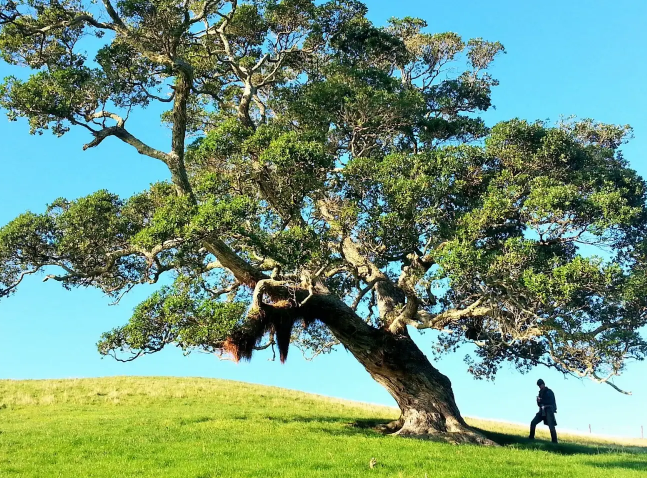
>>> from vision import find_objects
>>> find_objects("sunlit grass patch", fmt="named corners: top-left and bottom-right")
top-left (0, 377), bottom-right (645, 477)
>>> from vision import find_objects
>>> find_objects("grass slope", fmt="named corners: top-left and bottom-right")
top-left (0, 376), bottom-right (645, 477)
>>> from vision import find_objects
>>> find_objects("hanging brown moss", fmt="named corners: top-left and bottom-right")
top-left (266, 300), bottom-right (298, 363)
top-left (223, 300), bottom-right (303, 363)
top-left (223, 308), bottom-right (273, 362)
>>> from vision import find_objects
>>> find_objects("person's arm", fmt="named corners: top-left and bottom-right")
top-left (547, 389), bottom-right (557, 411)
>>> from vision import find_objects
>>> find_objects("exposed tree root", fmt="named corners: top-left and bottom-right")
top-left (394, 426), bottom-right (498, 446)
top-left (374, 416), bottom-right (498, 446)
top-left (374, 417), bottom-right (405, 434)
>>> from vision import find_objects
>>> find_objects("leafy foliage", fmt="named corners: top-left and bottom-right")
top-left (0, 0), bottom-right (645, 394)
top-left (98, 276), bottom-right (247, 360)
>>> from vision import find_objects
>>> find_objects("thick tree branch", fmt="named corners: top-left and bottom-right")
top-left (318, 199), bottom-right (406, 325)
top-left (412, 299), bottom-right (492, 330)
top-left (101, 0), bottom-right (127, 32)
top-left (86, 111), bottom-right (125, 128)
top-left (82, 124), bottom-right (169, 163)
top-left (203, 238), bottom-right (268, 287)
top-left (189, 0), bottom-right (221, 25)
top-left (351, 279), bottom-right (381, 311)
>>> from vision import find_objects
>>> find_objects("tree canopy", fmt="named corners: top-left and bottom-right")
top-left (1, 0), bottom-right (645, 424)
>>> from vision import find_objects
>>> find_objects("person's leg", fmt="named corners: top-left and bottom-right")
top-left (549, 425), bottom-right (558, 443)
top-left (529, 413), bottom-right (543, 439)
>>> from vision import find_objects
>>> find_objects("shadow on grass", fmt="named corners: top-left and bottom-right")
top-left (472, 427), bottom-right (647, 456)
top-left (348, 419), bottom-right (647, 456)
top-left (273, 416), bottom-right (392, 438)
top-left (587, 460), bottom-right (647, 471)
top-left (262, 413), bottom-right (647, 458)
top-left (348, 418), bottom-right (393, 429)
top-left (263, 415), bottom-right (358, 425)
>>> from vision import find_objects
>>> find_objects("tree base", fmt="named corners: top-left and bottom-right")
top-left (395, 426), bottom-right (498, 446)
top-left (376, 416), bottom-right (498, 446)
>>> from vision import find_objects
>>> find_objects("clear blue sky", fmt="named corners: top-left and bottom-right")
top-left (1, 0), bottom-right (646, 438)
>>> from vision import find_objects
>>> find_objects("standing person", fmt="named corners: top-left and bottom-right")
top-left (529, 379), bottom-right (558, 443)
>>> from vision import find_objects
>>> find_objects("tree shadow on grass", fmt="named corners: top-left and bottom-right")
top-left (472, 427), bottom-right (647, 456)
top-left (263, 415), bottom-right (359, 425)
top-left (587, 460), bottom-right (647, 471)
top-left (349, 418), bottom-right (393, 429)
top-left (272, 414), bottom-right (647, 458)
top-left (272, 416), bottom-right (391, 438)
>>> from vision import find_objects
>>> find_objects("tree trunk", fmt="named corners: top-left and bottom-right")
top-left (302, 295), bottom-right (495, 445)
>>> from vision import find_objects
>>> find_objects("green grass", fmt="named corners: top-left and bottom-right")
top-left (0, 377), bottom-right (645, 477)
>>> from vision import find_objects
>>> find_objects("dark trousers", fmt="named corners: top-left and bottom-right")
top-left (529, 412), bottom-right (558, 443)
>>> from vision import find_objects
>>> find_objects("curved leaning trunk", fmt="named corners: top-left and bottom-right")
top-left (301, 296), bottom-right (494, 444)
top-left (333, 326), bottom-right (493, 443)
top-left (357, 333), bottom-right (468, 435)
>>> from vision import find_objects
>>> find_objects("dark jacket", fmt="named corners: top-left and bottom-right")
top-left (537, 387), bottom-right (558, 426)
top-left (537, 387), bottom-right (557, 412)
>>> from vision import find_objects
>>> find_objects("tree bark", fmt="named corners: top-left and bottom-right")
top-left (168, 70), bottom-right (195, 198)
top-left (301, 295), bottom-right (496, 445)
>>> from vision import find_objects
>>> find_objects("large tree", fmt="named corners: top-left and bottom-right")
top-left (1, 0), bottom-right (646, 444)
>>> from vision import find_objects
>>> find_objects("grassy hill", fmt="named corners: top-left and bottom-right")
top-left (0, 377), bottom-right (645, 477)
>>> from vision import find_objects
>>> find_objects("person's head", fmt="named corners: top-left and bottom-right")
top-left (537, 379), bottom-right (545, 390)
